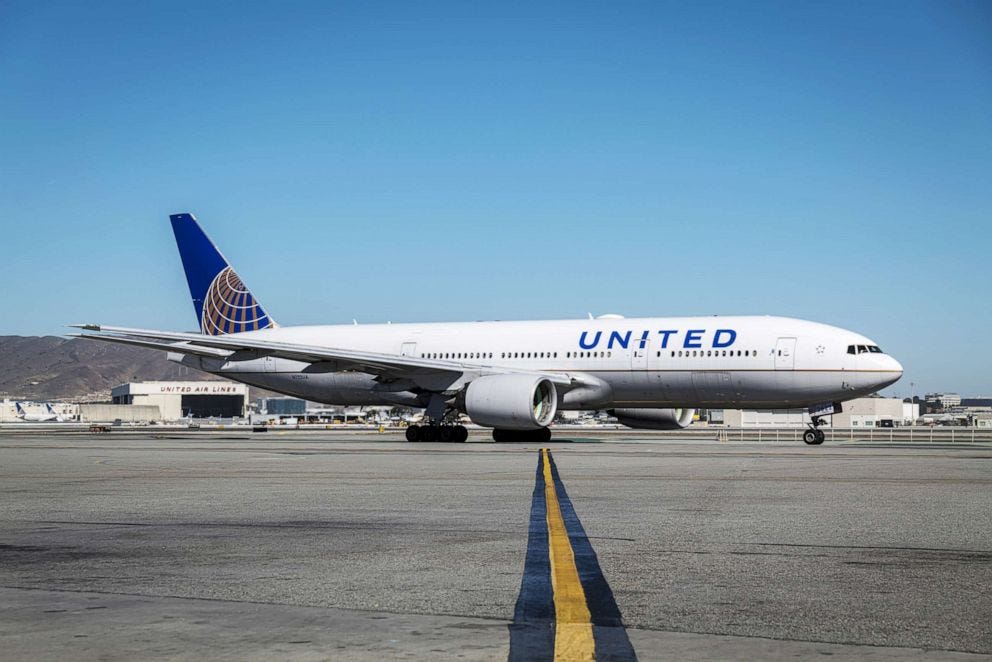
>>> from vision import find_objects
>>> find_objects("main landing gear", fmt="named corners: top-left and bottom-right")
top-left (405, 424), bottom-right (468, 443)
top-left (492, 428), bottom-right (552, 443)
top-left (803, 416), bottom-right (826, 445)
top-left (406, 394), bottom-right (468, 443)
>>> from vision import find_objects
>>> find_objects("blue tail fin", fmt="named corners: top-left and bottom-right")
top-left (169, 213), bottom-right (276, 335)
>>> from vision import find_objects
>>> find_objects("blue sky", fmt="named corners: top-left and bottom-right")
top-left (1, 1), bottom-right (990, 396)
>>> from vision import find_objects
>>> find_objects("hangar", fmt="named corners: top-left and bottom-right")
top-left (111, 381), bottom-right (249, 420)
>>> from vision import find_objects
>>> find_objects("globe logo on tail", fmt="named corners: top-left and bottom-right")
top-left (201, 266), bottom-right (274, 335)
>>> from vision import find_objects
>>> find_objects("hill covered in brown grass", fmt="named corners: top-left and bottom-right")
top-left (0, 336), bottom-right (225, 401)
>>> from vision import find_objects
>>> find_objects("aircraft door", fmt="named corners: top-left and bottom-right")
top-left (618, 335), bottom-right (652, 400)
top-left (774, 337), bottom-right (796, 370)
top-left (400, 342), bottom-right (418, 357)
top-left (631, 335), bottom-right (649, 371)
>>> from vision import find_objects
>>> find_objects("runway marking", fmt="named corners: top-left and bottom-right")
top-left (543, 448), bottom-right (594, 660)
top-left (509, 449), bottom-right (636, 661)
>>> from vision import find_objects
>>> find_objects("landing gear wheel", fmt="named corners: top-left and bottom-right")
top-left (421, 426), bottom-right (438, 443)
top-left (455, 425), bottom-right (468, 443)
top-left (492, 428), bottom-right (552, 443)
top-left (814, 429), bottom-right (825, 444)
top-left (438, 426), bottom-right (454, 443)
top-left (803, 429), bottom-right (818, 445)
top-left (405, 425), bottom-right (421, 443)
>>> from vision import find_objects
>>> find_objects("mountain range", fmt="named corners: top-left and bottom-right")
top-left (0, 336), bottom-right (228, 402)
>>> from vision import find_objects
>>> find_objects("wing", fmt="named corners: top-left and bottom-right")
top-left (70, 324), bottom-right (584, 390)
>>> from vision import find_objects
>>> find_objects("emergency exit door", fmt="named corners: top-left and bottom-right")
top-left (774, 337), bottom-right (796, 370)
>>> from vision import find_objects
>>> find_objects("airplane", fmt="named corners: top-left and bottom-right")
top-left (74, 213), bottom-right (903, 445)
top-left (15, 402), bottom-right (60, 422)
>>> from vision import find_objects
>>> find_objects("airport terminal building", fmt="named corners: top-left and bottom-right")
top-left (717, 397), bottom-right (918, 427)
top-left (110, 381), bottom-right (249, 420)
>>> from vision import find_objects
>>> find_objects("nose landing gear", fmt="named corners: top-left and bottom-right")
top-left (803, 416), bottom-right (826, 445)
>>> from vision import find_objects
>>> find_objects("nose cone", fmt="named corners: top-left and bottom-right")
top-left (873, 354), bottom-right (904, 391)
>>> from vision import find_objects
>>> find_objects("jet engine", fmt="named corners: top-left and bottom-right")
top-left (608, 408), bottom-right (695, 430)
top-left (465, 374), bottom-right (558, 430)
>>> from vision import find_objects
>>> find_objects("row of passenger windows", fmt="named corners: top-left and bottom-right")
top-left (663, 349), bottom-right (756, 357)
top-left (421, 351), bottom-right (565, 360)
top-left (418, 349), bottom-right (756, 360)
top-left (847, 344), bottom-right (883, 354)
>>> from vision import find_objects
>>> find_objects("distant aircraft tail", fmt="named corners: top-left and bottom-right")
top-left (15, 402), bottom-right (24, 415)
top-left (169, 213), bottom-right (276, 335)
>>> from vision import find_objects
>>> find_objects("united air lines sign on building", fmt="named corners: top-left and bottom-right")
top-left (111, 381), bottom-right (249, 420)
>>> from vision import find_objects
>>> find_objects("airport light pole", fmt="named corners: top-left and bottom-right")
top-left (909, 382), bottom-right (915, 428)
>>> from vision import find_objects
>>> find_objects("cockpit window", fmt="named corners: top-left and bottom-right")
top-left (848, 344), bottom-right (884, 354)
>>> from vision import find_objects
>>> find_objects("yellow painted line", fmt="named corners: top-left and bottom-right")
top-left (542, 448), bottom-right (595, 661)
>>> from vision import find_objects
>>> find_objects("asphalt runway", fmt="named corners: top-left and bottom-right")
top-left (0, 430), bottom-right (990, 660)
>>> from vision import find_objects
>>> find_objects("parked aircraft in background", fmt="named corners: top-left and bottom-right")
top-left (15, 402), bottom-right (61, 422)
top-left (74, 213), bottom-right (903, 444)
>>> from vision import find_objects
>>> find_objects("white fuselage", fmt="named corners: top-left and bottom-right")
top-left (173, 315), bottom-right (903, 411)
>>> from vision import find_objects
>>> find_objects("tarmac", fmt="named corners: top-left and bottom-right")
top-left (0, 429), bottom-right (990, 660)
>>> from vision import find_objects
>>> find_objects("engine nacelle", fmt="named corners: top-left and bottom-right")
top-left (608, 408), bottom-right (695, 430)
top-left (465, 374), bottom-right (558, 430)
